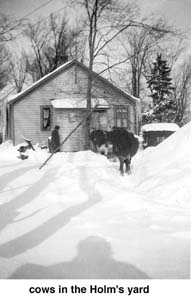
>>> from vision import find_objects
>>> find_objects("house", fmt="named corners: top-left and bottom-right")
top-left (6, 60), bottom-right (141, 151)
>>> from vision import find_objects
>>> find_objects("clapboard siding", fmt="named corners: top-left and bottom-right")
top-left (11, 62), bottom-right (138, 149)
top-left (54, 109), bottom-right (86, 151)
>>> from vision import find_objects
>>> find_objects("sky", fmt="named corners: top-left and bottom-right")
top-left (0, 0), bottom-right (191, 31)
top-left (138, 0), bottom-right (191, 31)
top-left (0, 0), bottom-right (66, 21)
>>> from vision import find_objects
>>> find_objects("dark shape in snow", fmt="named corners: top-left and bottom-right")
top-left (90, 128), bottom-right (139, 175)
top-left (48, 125), bottom-right (60, 153)
top-left (9, 236), bottom-right (150, 279)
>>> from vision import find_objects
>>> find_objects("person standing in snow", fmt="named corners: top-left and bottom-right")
top-left (49, 125), bottom-right (60, 153)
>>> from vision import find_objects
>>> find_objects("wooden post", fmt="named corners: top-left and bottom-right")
top-left (39, 107), bottom-right (95, 170)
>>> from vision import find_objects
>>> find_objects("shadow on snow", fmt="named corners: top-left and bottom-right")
top-left (9, 235), bottom-right (150, 279)
top-left (0, 165), bottom-right (102, 257)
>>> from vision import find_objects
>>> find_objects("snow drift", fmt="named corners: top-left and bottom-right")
top-left (0, 122), bottom-right (190, 279)
top-left (133, 121), bottom-right (191, 208)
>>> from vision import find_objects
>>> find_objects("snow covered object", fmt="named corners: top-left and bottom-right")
top-left (141, 122), bottom-right (179, 148)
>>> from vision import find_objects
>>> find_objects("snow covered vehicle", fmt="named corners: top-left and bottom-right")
top-left (141, 123), bottom-right (179, 148)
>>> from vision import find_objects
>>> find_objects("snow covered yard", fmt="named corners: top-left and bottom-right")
top-left (0, 124), bottom-right (190, 279)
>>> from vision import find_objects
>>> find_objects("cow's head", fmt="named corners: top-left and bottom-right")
top-left (90, 130), bottom-right (108, 155)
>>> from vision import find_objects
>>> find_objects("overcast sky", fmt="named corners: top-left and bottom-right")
top-left (0, 0), bottom-right (191, 32)
top-left (138, 0), bottom-right (191, 30)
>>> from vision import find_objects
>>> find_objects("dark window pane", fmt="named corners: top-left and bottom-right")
top-left (115, 106), bottom-right (129, 128)
top-left (41, 107), bottom-right (51, 130)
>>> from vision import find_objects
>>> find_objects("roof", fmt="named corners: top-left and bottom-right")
top-left (51, 97), bottom-right (109, 109)
top-left (141, 123), bottom-right (180, 132)
top-left (8, 60), bottom-right (139, 106)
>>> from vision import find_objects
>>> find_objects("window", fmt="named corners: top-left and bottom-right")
top-left (156, 136), bottom-right (165, 144)
top-left (41, 106), bottom-right (51, 130)
top-left (114, 105), bottom-right (129, 128)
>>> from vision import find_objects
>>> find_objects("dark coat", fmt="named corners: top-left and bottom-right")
top-left (51, 127), bottom-right (60, 152)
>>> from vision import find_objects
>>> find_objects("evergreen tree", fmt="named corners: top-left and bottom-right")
top-left (143, 53), bottom-right (175, 123)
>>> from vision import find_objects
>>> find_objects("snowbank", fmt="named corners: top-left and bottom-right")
top-left (133, 121), bottom-right (191, 208)
top-left (0, 124), bottom-right (190, 279)
top-left (0, 141), bottom-right (49, 163)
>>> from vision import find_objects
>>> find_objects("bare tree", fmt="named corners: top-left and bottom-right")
top-left (7, 51), bottom-right (29, 93)
top-left (119, 18), bottom-right (171, 99)
top-left (72, 0), bottom-right (141, 148)
top-left (24, 19), bottom-right (49, 81)
top-left (24, 13), bottom-right (83, 81)
top-left (172, 59), bottom-right (191, 125)
top-left (0, 13), bottom-right (23, 42)
top-left (0, 13), bottom-right (24, 92)
top-left (82, 0), bottom-right (114, 148)
top-left (69, 0), bottom-right (172, 148)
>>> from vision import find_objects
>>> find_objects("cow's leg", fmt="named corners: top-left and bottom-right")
top-left (119, 156), bottom-right (124, 175)
top-left (124, 156), bottom-right (131, 174)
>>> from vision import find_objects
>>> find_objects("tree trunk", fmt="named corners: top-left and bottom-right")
top-left (85, 58), bottom-right (93, 150)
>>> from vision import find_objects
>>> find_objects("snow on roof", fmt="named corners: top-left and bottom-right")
top-left (141, 123), bottom-right (179, 132)
top-left (7, 60), bottom-right (75, 103)
top-left (51, 97), bottom-right (109, 109)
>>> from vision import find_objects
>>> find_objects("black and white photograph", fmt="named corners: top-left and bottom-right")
top-left (0, 0), bottom-right (190, 287)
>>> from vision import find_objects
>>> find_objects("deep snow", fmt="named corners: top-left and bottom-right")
top-left (0, 123), bottom-right (190, 279)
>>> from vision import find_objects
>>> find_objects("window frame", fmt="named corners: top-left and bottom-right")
top-left (40, 105), bottom-right (51, 131)
top-left (114, 105), bottom-right (130, 129)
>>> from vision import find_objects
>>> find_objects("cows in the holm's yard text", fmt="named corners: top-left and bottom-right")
top-left (90, 127), bottom-right (139, 175)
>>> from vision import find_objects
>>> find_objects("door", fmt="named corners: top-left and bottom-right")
top-left (91, 110), bottom-right (108, 130)
top-left (55, 109), bottom-right (86, 151)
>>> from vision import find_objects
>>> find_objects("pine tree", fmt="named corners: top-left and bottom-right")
top-left (144, 53), bottom-right (175, 123)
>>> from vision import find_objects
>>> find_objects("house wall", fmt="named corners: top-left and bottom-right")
top-left (75, 67), bottom-right (136, 131)
top-left (53, 108), bottom-right (86, 151)
top-left (12, 64), bottom-right (137, 150)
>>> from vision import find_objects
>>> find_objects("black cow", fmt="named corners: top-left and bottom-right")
top-left (90, 129), bottom-right (107, 154)
top-left (90, 127), bottom-right (139, 175)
